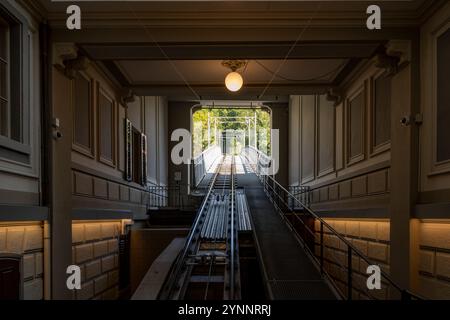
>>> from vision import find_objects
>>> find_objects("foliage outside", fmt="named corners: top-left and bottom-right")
top-left (192, 107), bottom-right (271, 157)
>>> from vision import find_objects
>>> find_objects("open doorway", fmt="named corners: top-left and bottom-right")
top-left (192, 106), bottom-right (272, 158)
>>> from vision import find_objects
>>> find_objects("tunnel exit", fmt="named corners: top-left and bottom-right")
top-left (192, 106), bottom-right (272, 158)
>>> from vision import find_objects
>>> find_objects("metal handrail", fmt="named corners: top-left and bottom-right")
top-left (229, 155), bottom-right (236, 299)
top-left (243, 147), bottom-right (422, 300)
top-left (193, 145), bottom-right (222, 188)
top-left (146, 185), bottom-right (183, 209)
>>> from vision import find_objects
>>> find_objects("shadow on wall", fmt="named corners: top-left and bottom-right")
top-left (129, 228), bottom-right (189, 297)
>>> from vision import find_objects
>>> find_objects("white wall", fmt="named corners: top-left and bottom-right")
top-left (144, 96), bottom-right (168, 186)
top-left (289, 96), bottom-right (300, 186)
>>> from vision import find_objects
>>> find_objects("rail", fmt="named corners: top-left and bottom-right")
top-left (158, 156), bottom-right (227, 300)
top-left (242, 146), bottom-right (422, 300)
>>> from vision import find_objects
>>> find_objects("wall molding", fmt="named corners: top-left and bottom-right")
top-left (72, 195), bottom-right (147, 220)
top-left (311, 193), bottom-right (390, 213)
top-left (314, 206), bottom-right (389, 219)
top-left (415, 202), bottom-right (450, 219)
top-left (72, 208), bottom-right (132, 220)
top-left (304, 160), bottom-right (390, 190)
top-left (0, 204), bottom-right (48, 221)
top-left (418, 188), bottom-right (450, 204)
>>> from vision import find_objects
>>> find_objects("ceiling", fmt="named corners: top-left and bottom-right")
top-left (115, 59), bottom-right (347, 85)
top-left (28, 0), bottom-right (444, 100)
top-left (82, 41), bottom-right (375, 99)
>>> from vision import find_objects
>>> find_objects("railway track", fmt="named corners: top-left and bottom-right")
top-left (159, 155), bottom-right (251, 300)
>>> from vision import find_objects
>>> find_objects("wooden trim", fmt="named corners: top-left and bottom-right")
top-left (300, 95), bottom-right (315, 184)
top-left (316, 94), bottom-right (336, 178)
top-left (71, 162), bottom-right (158, 192)
top-left (0, 2), bottom-right (31, 165)
top-left (72, 208), bottom-right (132, 220)
top-left (345, 84), bottom-right (366, 167)
top-left (0, 204), bottom-right (48, 221)
top-left (430, 22), bottom-right (450, 176)
top-left (305, 160), bottom-right (390, 190)
top-left (0, 189), bottom-right (39, 206)
top-left (310, 193), bottom-right (390, 214)
top-left (415, 202), bottom-right (450, 219)
top-left (72, 195), bottom-right (147, 220)
top-left (369, 69), bottom-right (392, 157)
top-left (313, 207), bottom-right (389, 219)
top-left (418, 188), bottom-right (450, 204)
top-left (72, 71), bottom-right (95, 159)
top-left (97, 84), bottom-right (117, 168)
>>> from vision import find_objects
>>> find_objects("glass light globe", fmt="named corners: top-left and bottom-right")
top-left (225, 72), bottom-right (243, 92)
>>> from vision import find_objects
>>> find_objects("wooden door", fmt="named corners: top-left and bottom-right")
top-left (0, 258), bottom-right (20, 300)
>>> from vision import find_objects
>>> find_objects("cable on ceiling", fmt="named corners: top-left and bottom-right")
top-left (253, 60), bottom-right (347, 82)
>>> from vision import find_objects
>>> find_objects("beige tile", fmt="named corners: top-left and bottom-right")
top-left (359, 222), bottom-right (377, 240)
top-left (102, 255), bottom-right (115, 272)
top-left (94, 274), bottom-right (108, 295)
top-left (107, 239), bottom-right (118, 253)
top-left (436, 252), bottom-right (450, 279)
top-left (35, 252), bottom-right (43, 276)
top-left (76, 280), bottom-right (94, 300)
top-left (23, 278), bottom-right (43, 300)
top-left (420, 223), bottom-right (450, 250)
top-left (23, 254), bottom-right (36, 279)
top-left (24, 228), bottom-right (43, 251)
top-left (6, 228), bottom-right (25, 253)
top-left (72, 224), bottom-right (85, 244)
top-left (367, 242), bottom-right (389, 262)
top-left (85, 223), bottom-right (101, 241)
top-left (377, 222), bottom-right (390, 242)
top-left (93, 240), bottom-right (108, 258)
top-left (419, 250), bottom-right (435, 275)
top-left (346, 221), bottom-right (360, 237)
top-left (85, 259), bottom-right (102, 279)
top-left (75, 244), bottom-right (94, 264)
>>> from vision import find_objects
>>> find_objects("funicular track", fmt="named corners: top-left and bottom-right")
top-left (159, 155), bottom-right (250, 300)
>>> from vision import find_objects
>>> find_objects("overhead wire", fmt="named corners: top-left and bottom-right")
top-left (125, 4), bottom-right (201, 101)
top-left (253, 59), bottom-right (347, 82)
top-left (258, 2), bottom-right (324, 98)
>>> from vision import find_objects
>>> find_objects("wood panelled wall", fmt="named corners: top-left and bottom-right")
top-left (70, 64), bottom-right (168, 219)
top-left (0, 0), bottom-right (41, 207)
top-left (419, 2), bottom-right (450, 200)
top-left (289, 62), bottom-right (393, 216)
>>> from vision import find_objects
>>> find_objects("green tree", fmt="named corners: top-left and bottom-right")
top-left (192, 107), bottom-right (271, 155)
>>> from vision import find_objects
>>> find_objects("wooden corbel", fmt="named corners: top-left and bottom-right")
top-left (373, 51), bottom-right (400, 75)
top-left (326, 87), bottom-right (343, 107)
top-left (120, 89), bottom-right (136, 106)
top-left (53, 43), bottom-right (90, 79)
top-left (63, 56), bottom-right (90, 79)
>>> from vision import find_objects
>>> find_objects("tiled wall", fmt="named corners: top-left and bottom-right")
top-left (0, 222), bottom-right (44, 300)
top-left (314, 219), bottom-right (391, 300)
top-left (418, 221), bottom-right (450, 299)
top-left (72, 221), bottom-right (121, 300)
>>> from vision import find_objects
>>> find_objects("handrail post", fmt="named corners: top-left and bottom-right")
top-left (320, 221), bottom-right (324, 275)
top-left (347, 246), bottom-right (353, 300)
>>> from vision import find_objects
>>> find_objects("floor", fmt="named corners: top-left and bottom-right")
top-left (236, 163), bottom-right (336, 300)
